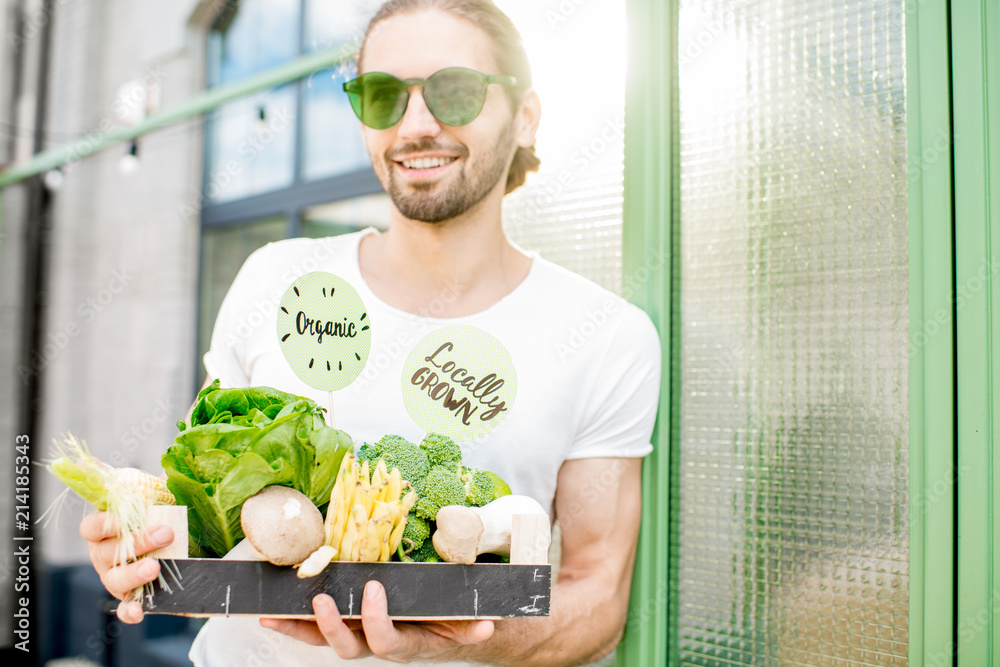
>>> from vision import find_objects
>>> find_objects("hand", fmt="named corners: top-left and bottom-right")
top-left (260, 580), bottom-right (495, 662)
top-left (79, 512), bottom-right (174, 624)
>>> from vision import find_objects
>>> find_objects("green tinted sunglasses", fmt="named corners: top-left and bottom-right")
top-left (343, 67), bottom-right (518, 129)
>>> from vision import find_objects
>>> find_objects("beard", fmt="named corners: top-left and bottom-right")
top-left (378, 121), bottom-right (516, 223)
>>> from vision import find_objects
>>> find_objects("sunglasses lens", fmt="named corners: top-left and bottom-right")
top-left (346, 72), bottom-right (408, 129)
top-left (424, 68), bottom-right (488, 126)
top-left (344, 67), bottom-right (506, 129)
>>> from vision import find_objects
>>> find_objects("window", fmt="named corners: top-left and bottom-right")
top-left (196, 0), bottom-right (382, 383)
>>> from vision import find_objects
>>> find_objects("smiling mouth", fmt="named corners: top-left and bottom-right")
top-left (399, 156), bottom-right (458, 170)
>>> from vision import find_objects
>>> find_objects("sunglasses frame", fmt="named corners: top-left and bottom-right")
top-left (343, 66), bottom-right (518, 129)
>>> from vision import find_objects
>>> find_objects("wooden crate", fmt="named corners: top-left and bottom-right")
top-left (140, 507), bottom-right (552, 619)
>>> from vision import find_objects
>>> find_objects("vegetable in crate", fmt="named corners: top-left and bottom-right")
top-left (433, 494), bottom-right (547, 564)
top-left (356, 432), bottom-right (513, 562)
top-left (43, 433), bottom-right (175, 603)
top-left (355, 434), bottom-right (431, 492)
top-left (298, 454), bottom-right (418, 577)
top-left (241, 486), bottom-right (325, 566)
top-left (161, 381), bottom-right (353, 557)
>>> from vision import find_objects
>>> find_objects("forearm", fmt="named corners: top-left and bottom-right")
top-left (450, 568), bottom-right (629, 667)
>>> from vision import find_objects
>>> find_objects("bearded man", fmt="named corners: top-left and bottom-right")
top-left (82, 2), bottom-right (661, 665)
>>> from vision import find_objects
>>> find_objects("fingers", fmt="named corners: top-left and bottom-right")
top-left (465, 620), bottom-right (496, 644)
top-left (89, 522), bottom-right (174, 572)
top-left (101, 557), bottom-right (160, 602)
top-left (361, 581), bottom-right (494, 657)
top-left (359, 581), bottom-right (401, 656)
top-left (80, 512), bottom-right (118, 542)
top-left (116, 599), bottom-right (145, 624)
top-left (312, 594), bottom-right (373, 659)
top-left (268, 583), bottom-right (495, 661)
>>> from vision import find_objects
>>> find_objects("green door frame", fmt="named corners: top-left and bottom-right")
top-left (951, 1), bottom-right (1000, 665)
top-left (617, 1), bottom-right (999, 666)
top-left (618, 0), bottom-right (677, 663)
top-left (907, 0), bottom-right (955, 664)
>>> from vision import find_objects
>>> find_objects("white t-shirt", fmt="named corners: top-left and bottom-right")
top-left (190, 228), bottom-right (660, 666)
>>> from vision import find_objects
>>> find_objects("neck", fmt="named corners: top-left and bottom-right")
top-left (359, 191), bottom-right (532, 318)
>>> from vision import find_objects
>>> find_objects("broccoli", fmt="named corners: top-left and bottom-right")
top-left (400, 512), bottom-right (430, 553)
top-left (459, 466), bottom-right (495, 507)
top-left (377, 434), bottom-right (412, 450)
top-left (355, 441), bottom-right (382, 466)
top-left (485, 470), bottom-right (512, 500)
top-left (409, 538), bottom-right (441, 563)
top-left (414, 466), bottom-right (466, 520)
top-left (420, 433), bottom-right (463, 468)
top-left (360, 435), bottom-right (430, 493)
top-left (396, 529), bottom-right (441, 562)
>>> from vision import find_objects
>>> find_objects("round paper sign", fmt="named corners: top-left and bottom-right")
top-left (276, 271), bottom-right (371, 391)
top-left (401, 325), bottom-right (517, 442)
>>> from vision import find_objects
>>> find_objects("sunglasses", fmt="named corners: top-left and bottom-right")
top-left (343, 67), bottom-right (517, 130)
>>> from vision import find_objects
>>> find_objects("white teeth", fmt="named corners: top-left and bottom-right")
top-left (401, 156), bottom-right (455, 169)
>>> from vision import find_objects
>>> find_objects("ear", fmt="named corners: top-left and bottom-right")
top-left (514, 89), bottom-right (541, 148)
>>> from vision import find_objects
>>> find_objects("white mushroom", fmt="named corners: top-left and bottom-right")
top-left (240, 486), bottom-right (324, 566)
top-left (432, 495), bottom-right (547, 565)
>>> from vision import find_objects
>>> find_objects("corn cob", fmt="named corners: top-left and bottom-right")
top-left (43, 433), bottom-right (177, 603)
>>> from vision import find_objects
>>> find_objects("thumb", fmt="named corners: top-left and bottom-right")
top-left (466, 620), bottom-right (495, 643)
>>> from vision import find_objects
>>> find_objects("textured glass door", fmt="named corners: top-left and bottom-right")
top-left (671, 0), bottom-right (909, 665)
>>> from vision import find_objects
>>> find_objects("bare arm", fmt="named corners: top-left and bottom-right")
top-left (265, 456), bottom-right (644, 666)
top-left (460, 456), bottom-right (644, 666)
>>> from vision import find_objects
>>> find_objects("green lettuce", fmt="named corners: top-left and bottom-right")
top-left (163, 381), bottom-right (353, 557)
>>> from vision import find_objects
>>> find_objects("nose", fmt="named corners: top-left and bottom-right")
top-left (396, 87), bottom-right (442, 140)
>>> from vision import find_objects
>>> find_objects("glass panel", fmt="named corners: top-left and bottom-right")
top-left (210, 0), bottom-right (301, 86)
top-left (198, 218), bottom-right (288, 382)
top-left (204, 84), bottom-right (298, 203)
top-left (300, 1), bottom-right (372, 180)
top-left (496, 0), bottom-right (627, 294)
top-left (301, 67), bottom-right (371, 181)
top-left (672, 1), bottom-right (908, 666)
top-left (300, 193), bottom-right (392, 238)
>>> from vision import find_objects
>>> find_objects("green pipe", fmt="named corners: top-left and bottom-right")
top-left (0, 42), bottom-right (357, 189)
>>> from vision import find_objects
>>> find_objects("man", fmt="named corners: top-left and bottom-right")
top-left (81, 1), bottom-right (661, 664)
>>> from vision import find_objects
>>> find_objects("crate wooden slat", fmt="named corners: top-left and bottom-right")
top-left (143, 559), bottom-right (551, 619)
